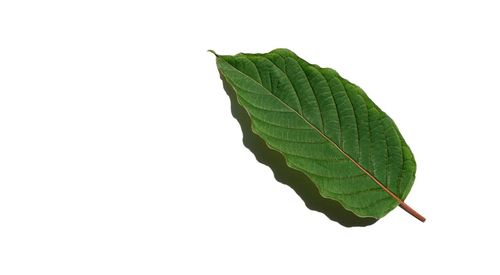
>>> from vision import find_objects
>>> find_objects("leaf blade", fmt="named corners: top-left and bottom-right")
top-left (214, 49), bottom-right (422, 220)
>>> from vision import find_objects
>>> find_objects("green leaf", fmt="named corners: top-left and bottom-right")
top-left (212, 48), bottom-right (424, 221)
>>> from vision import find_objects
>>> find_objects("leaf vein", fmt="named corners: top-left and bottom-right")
top-left (255, 127), bottom-right (327, 144)
top-left (339, 78), bottom-right (361, 159)
top-left (237, 94), bottom-right (294, 114)
top-left (260, 55), bottom-right (306, 115)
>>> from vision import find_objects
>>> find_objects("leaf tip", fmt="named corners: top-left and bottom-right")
top-left (208, 49), bottom-right (219, 57)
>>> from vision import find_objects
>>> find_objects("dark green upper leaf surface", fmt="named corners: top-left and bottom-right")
top-left (215, 49), bottom-right (416, 219)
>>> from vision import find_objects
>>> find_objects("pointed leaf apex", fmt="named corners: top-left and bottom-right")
top-left (208, 49), bottom-right (219, 57)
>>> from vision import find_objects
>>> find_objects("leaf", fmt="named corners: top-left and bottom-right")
top-left (212, 48), bottom-right (424, 222)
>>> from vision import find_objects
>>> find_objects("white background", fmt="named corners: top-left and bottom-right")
top-left (1, 1), bottom-right (499, 274)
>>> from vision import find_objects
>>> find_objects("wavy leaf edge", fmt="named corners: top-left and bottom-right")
top-left (212, 48), bottom-right (424, 222)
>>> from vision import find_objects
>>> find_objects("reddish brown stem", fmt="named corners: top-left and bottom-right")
top-left (399, 202), bottom-right (426, 222)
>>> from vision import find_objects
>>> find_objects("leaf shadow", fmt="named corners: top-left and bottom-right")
top-left (220, 77), bottom-right (377, 227)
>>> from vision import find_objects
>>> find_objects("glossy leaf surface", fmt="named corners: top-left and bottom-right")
top-left (214, 49), bottom-right (418, 219)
